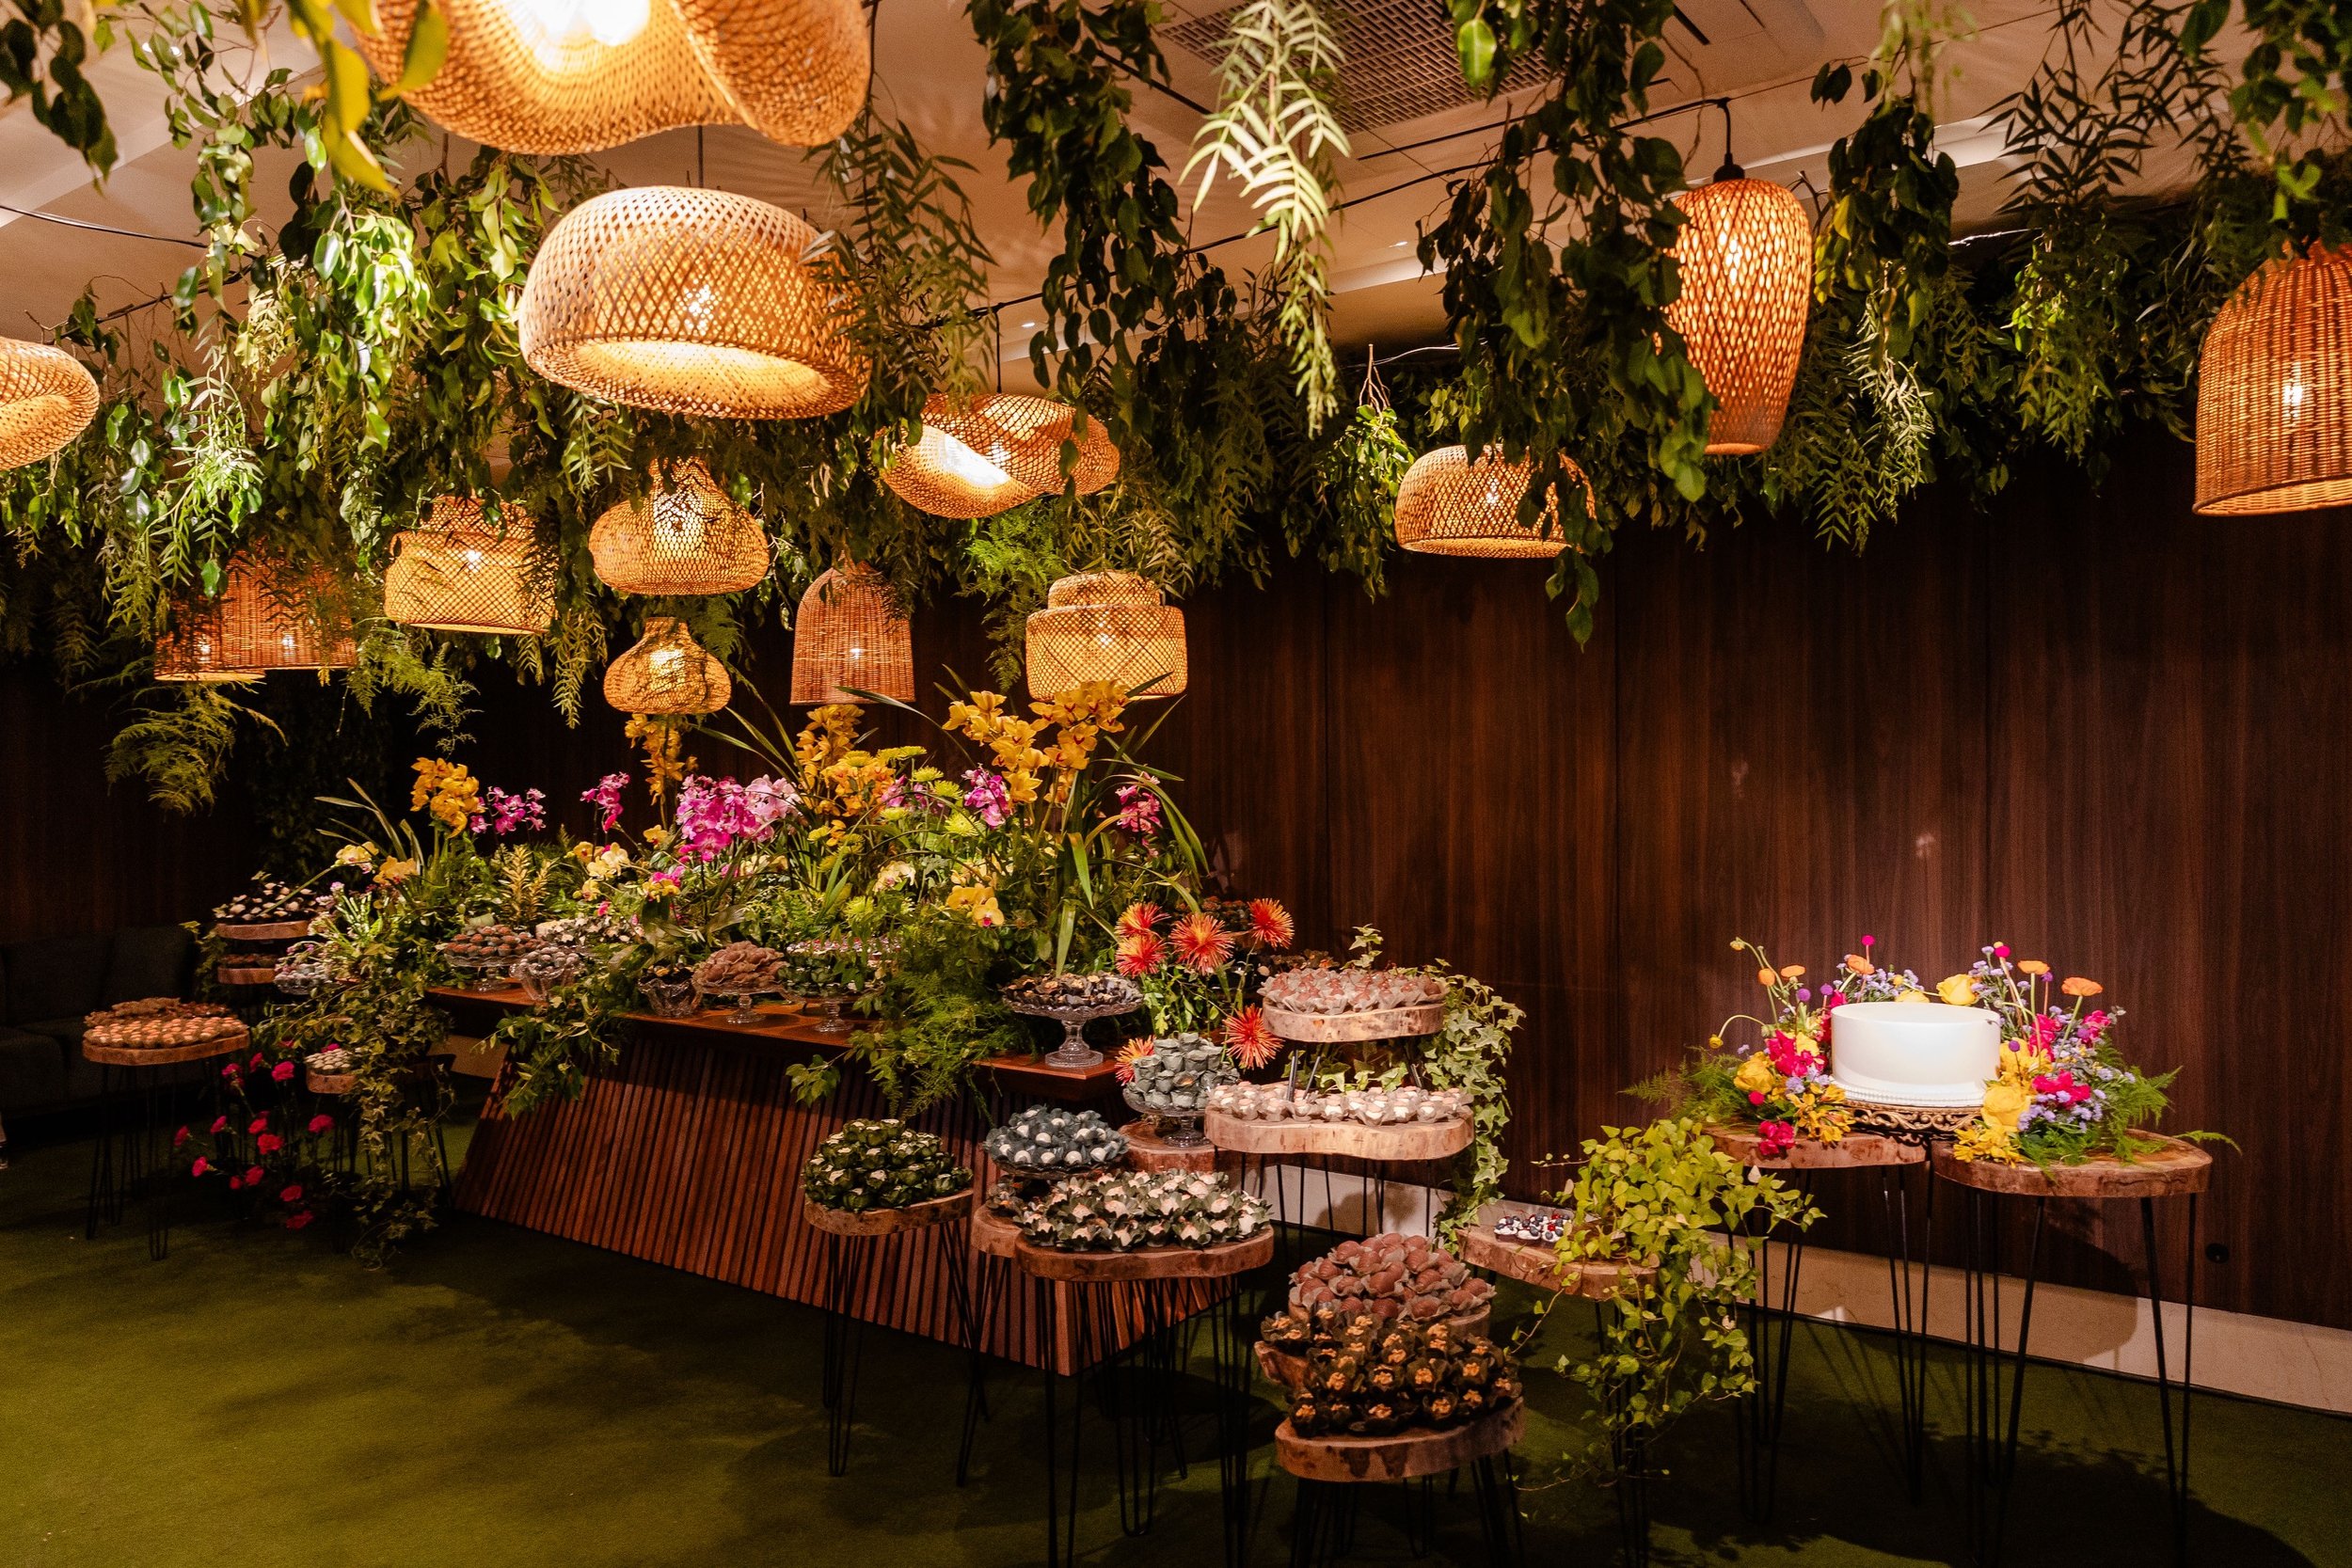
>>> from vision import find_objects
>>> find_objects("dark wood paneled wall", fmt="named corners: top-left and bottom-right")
top-left (6, 429), bottom-right (2338, 1329)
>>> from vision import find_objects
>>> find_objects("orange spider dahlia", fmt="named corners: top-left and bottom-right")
top-left (1170, 911), bottom-right (1236, 974)
top-left (1225, 1006), bottom-right (1280, 1070)
top-left (1116, 902), bottom-right (1164, 940)
top-left (1248, 898), bottom-right (1295, 951)
top-left (1113, 1037), bottom-right (1152, 1085)
top-left (1115, 929), bottom-right (1167, 976)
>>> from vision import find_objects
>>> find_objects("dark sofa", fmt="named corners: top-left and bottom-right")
top-left (0, 926), bottom-right (197, 1114)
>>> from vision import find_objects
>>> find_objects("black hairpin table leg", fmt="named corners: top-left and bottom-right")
top-left (1736, 1170), bottom-right (1812, 1521)
top-left (1881, 1162), bottom-right (1936, 1501)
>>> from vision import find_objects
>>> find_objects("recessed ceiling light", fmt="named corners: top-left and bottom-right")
top-left (1020, 319), bottom-right (1039, 329)
top-left (1391, 240), bottom-right (1408, 247)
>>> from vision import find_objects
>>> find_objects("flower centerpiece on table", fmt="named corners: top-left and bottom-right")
top-left (1111, 895), bottom-right (1296, 1069)
top-left (1664, 936), bottom-right (1924, 1159)
top-left (1944, 944), bottom-right (2205, 1164)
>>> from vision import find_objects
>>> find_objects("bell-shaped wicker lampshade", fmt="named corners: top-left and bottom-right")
top-left (220, 558), bottom-right (358, 673)
top-left (1392, 446), bottom-right (1583, 558)
top-left (519, 186), bottom-right (866, 420)
top-left (351, 0), bottom-right (739, 155)
top-left (1025, 571), bottom-right (1186, 700)
top-left (1668, 172), bottom-right (1812, 455)
top-left (672, 0), bottom-right (867, 146)
top-left (154, 594), bottom-right (259, 683)
top-left (383, 499), bottom-right (556, 636)
top-left (882, 394), bottom-right (1121, 518)
top-left (590, 458), bottom-right (770, 594)
top-left (0, 340), bottom-right (98, 469)
top-left (789, 564), bottom-right (914, 704)
top-left (604, 615), bottom-right (732, 714)
top-left (2196, 245), bottom-right (2352, 515)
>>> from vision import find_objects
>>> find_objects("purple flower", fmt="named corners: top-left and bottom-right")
top-left (482, 784), bottom-right (548, 836)
top-left (961, 768), bottom-right (1010, 829)
top-left (582, 772), bottom-right (629, 832)
top-left (675, 773), bottom-right (799, 861)
top-left (1113, 784), bottom-right (1161, 840)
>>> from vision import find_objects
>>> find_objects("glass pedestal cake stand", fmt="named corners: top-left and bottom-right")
top-left (443, 954), bottom-right (516, 992)
top-left (804, 987), bottom-right (868, 1035)
top-left (1003, 995), bottom-right (1137, 1071)
top-left (710, 989), bottom-right (777, 1026)
top-left (1122, 1085), bottom-right (1211, 1147)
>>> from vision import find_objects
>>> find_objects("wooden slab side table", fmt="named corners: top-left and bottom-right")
top-left (1931, 1136), bottom-right (2213, 1568)
top-left (1277, 1401), bottom-right (1526, 1568)
top-left (803, 1189), bottom-right (977, 1477)
top-left (83, 1029), bottom-right (250, 1260)
top-left (1708, 1124), bottom-right (1933, 1521)
top-left (1013, 1227), bottom-right (1276, 1568)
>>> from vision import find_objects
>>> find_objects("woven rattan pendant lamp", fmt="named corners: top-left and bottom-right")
top-left (383, 499), bottom-right (556, 636)
top-left (1392, 446), bottom-right (1581, 558)
top-left (672, 0), bottom-right (867, 146)
top-left (519, 186), bottom-right (866, 420)
top-left (153, 594), bottom-right (258, 683)
top-left (352, 0), bottom-right (738, 155)
top-left (882, 394), bottom-right (1121, 518)
top-left (590, 458), bottom-right (770, 594)
top-left (0, 340), bottom-right (98, 469)
top-left (789, 564), bottom-right (913, 704)
top-left (1668, 151), bottom-right (1812, 455)
top-left (1025, 571), bottom-right (1186, 700)
top-left (604, 615), bottom-right (732, 714)
top-left (220, 558), bottom-right (358, 673)
top-left (2196, 245), bottom-right (2352, 515)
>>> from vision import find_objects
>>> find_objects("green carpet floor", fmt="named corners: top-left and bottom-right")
top-left (3, 1114), bottom-right (2344, 1568)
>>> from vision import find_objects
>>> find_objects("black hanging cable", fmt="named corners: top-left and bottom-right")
top-left (0, 201), bottom-right (207, 250)
top-left (1714, 95), bottom-right (1741, 182)
top-left (993, 305), bottom-right (1004, 395)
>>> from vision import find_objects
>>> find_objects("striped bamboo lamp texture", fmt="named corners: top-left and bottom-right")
top-left (383, 499), bottom-right (555, 636)
top-left (1668, 173), bottom-right (1812, 455)
top-left (349, 0), bottom-right (737, 155)
top-left (671, 0), bottom-right (868, 145)
top-left (1025, 571), bottom-right (1185, 700)
top-left (789, 565), bottom-right (914, 704)
top-left (2196, 245), bottom-right (2352, 515)
top-left (882, 393), bottom-right (1120, 518)
top-left (219, 558), bottom-right (358, 672)
top-left (1392, 446), bottom-right (1580, 558)
top-left (0, 340), bottom-right (98, 470)
top-left (604, 615), bottom-right (732, 714)
top-left (518, 186), bottom-right (867, 420)
top-left (589, 458), bottom-right (770, 594)
top-left (154, 594), bottom-right (258, 683)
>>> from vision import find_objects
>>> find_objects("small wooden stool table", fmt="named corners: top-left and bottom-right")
top-left (83, 1027), bottom-right (250, 1260)
top-left (1932, 1136), bottom-right (2213, 1567)
top-left (1013, 1227), bottom-right (1275, 1568)
top-left (1708, 1124), bottom-right (1933, 1519)
top-left (1277, 1401), bottom-right (1527, 1567)
top-left (803, 1189), bottom-right (977, 1477)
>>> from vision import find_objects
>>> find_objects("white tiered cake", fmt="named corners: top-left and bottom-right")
top-left (1827, 1002), bottom-right (2001, 1106)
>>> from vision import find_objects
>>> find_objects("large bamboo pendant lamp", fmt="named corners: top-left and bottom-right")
top-left (789, 564), bottom-right (914, 704)
top-left (0, 340), bottom-right (98, 469)
top-left (153, 594), bottom-right (258, 683)
top-left (383, 499), bottom-right (556, 636)
top-left (518, 186), bottom-right (866, 420)
top-left (671, 0), bottom-right (867, 145)
top-left (1024, 571), bottom-right (1186, 700)
top-left (590, 458), bottom-right (770, 594)
top-left (2196, 245), bottom-right (2352, 515)
top-left (1668, 148), bottom-right (1812, 455)
top-left (1392, 446), bottom-right (1581, 558)
top-left (220, 558), bottom-right (358, 672)
top-left (350, 0), bottom-right (736, 155)
top-left (604, 615), bottom-right (732, 714)
top-left (882, 394), bottom-right (1121, 518)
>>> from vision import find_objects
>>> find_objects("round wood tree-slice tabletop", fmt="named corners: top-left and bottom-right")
top-left (1708, 1123), bottom-right (1928, 1169)
top-left (802, 1188), bottom-right (975, 1237)
top-left (1120, 1121), bottom-right (1224, 1174)
top-left (1276, 1399), bottom-right (1525, 1483)
top-left (1454, 1221), bottom-right (1656, 1301)
top-left (1931, 1133), bottom-right (2213, 1200)
top-left (214, 918), bottom-right (321, 942)
top-left (82, 1028), bottom-right (250, 1069)
top-left (1263, 1003), bottom-right (1446, 1043)
top-left (1011, 1226), bottom-right (1276, 1283)
top-left (971, 1203), bottom-right (1023, 1259)
top-left (1204, 1109), bottom-right (1472, 1163)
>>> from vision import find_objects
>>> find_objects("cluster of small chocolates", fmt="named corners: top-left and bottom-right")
top-left (83, 999), bottom-right (242, 1049)
top-left (1261, 966), bottom-right (1446, 1016)
top-left (1006, 1169), bottom-right (1269, 1252)
top-left (1123, 1034), bottom-right (1232, 1114)
top-left (693, 941), bottom-right (786, 997)
top-left (803, 1119), bottom-right (972, 1212)
top-left (438, 925), bottom-right (540, 965)
top-left (1207, 1080), bottom-right (1468, 1126)
top-left (213, 878), bottom-right (331, 926)
top-left (1491, 1210), bottom-right (1570, 1245)
top-left (983, 1104), bottom-right (1128, 1172)
top-left (1002, 972), bottom-right (1141, 1012)
top-left (1284, 1233), bottom-right (1494, 1323)
top-left (1264, 1313), bottom-right (1520, 1437)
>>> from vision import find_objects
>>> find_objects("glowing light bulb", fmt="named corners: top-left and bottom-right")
top-left (2284, 379), bottom-right (2308, 413)
top-left (650, 491), bottom-right (710, 556)
top-left (509, 0), bottom-right (650, 61)
top-left (463, 549), bottom-right (485, 570)
top-left (934, 431), bottom-right (1014, 488)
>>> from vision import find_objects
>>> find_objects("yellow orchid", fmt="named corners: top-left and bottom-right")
top-left (376, 856), bottom-right (419, 884)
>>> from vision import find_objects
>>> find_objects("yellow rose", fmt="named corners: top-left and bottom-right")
top-left (1980, 1080), bottom-right (2030, 1130)
top-left (1896, 990), bottom-right (1931, 1004)
top-left (1733, 1053), bottom-right (1776, 1095)
top-left (1935, 974), bottom-right (1978, 1006)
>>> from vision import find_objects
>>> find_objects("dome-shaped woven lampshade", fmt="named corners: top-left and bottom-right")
top-left (2196, 245), bottom-right (2352, 515)
top-left (1393, 446), bottom-right (1584, 558)
top-left (789, 564), bottom-right (914, 704)
top-left (672, 0), bottom-right (866, 146)
top-left (350, 0), bottom-right (737, 155)
top-left (604, 615), bottom-right (732, 714)
top-left (219, 558), bottom-right (358, 673)
top-left (518, 186), bottom-right (866, 420)
top-left (0, 340), bottom-right (98, 469)
top-left (154, 594), bottom-right (258, 683)
top-left (383, 499), bottom-right (556, 636)
top-left (589, 458), bottom-right (770, 594)
top-left (882, 394), bottom-right (1120, 518)
top-left (1669, 172), bottom-right (1812, 455)
top-left (1025, 571), bottom-right (1186, 700)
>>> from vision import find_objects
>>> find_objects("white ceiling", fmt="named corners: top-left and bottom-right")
top-left (0, 1), bottom-right (2198, 366)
